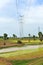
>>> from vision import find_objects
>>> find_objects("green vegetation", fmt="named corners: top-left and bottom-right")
top-left (17, 40), bottom-right (22, 44)
top-left (0, 32), bottom-right (43, 65)
top-left (0, 31), bottom-right (43, 49)
top-left (38, 32), bottom-right (43, 41)
top-left (3, 33), bottom-right (8, 40)
top-left (0, 48), bottom-right (43, 59)
top-left (33, 35), bottom-right (36, 40)
top-left (11, 57), bottom-right (43, 65)
top-left (0, 47), bottom-right (43, 65)
top-left (0, 38), bottom-right (43, 49)
top-left (13, 34), bottom-right (17, 38)
top-left (0, 56), bottom-right (43, 65)
top-left (0, 49), bottom-right (37, 58)
top-left (11, 60), bottom-right (30, 65)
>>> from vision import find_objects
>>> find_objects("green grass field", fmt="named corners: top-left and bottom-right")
top-left (0, 47), bottom-right (43, 65)
top-left (0, 38), bottom-right (43, 49)
top-left (0, 38), bottom-right (43, 50)
top-left (0, 38), bottom-right (43, 44)
top-left (0, 57), bottom-right (43, 65)
top-left (0, 38), bottom-right (43, 65)
top-left (11, 57), bottom-right (43, 65)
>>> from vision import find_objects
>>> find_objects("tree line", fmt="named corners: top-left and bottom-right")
top-left (28, 31), bottom-right (43, 41)
top-left (0, 31), bottom-right (43, 41)
top-left (0, 33), bottom-right (17, 40)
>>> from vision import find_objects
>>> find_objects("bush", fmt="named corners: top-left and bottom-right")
top-left (17, 40), bottom-right (22, 44)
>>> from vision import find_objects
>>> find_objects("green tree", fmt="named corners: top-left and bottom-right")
top-left (38, 32), bottom-right (42, 37)
top-left (28, 34), bottom-right (31, 42)
top-left (3, 33), bottom-right (8, 40)
top-left (33, 35), bottom-right (36, 40)
top-left (42, 34), bottom-right (43, 40)
top-left (38, 32), bottom-right (42, 41)
top-left (13, 34), bottom-right (17, 38)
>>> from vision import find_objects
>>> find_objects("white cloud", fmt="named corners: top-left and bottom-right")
top-left (22, 5), bottom-right (43, 24)
top-left (0, 0), bottom-right (43, 24)
top-left (27, 0), bottom-right (37, 6)
top-left (0, 0), bottom-right (10, 9)
top-left (30, 0), bottom-right (36, 4)
top-left (0, 17), bottom-right (16, 23)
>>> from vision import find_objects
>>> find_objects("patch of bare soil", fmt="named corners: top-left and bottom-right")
top-left (0, 57), bottom-right (12, 65)
top-left (0, 41), bottom-right (23, 48)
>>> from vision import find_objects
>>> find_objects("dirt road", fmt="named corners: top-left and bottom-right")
top-left (0, 45), bottom-right (43, 53)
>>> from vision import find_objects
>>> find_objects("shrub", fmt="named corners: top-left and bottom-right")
top-left (17, 40), bottom-right (22, 44)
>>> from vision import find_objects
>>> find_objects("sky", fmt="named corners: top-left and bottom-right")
top-left (0, 0), bottom-right (43, 37)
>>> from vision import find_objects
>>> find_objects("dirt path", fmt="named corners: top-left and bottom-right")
top-left (0, 45), bottom-right (43, 53)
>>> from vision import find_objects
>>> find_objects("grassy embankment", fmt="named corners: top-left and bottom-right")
top-left (0, 47), bottom-right (43, 65)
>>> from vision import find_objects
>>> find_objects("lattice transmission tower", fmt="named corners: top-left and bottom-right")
top-left (16, 0), bottom-right (24, 38)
